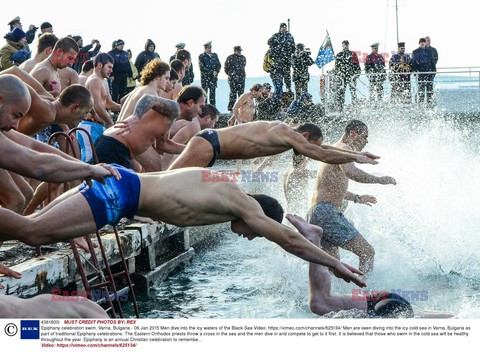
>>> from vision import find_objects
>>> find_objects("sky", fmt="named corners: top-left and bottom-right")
top-left (1, 0), bottom-right (479, 79)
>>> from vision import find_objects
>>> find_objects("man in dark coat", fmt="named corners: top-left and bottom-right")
top-left (198, 41), bottom-right (221, 106)
top-left (135, 39), bottom-right (160, 74)
top-left (224, 45), bottom-right (246, 111)
top-left (267, 23), bottom-right (296, 98)
top-left (71, 36), bottom-right (101, 73)
top-left (412, 38), bottom-right (436, 105)
top-left (170, 43), bottom-right (194, 85)
top-left (108, 39), bottom-right (133, 103)
top-left (389, 42), bottom-right (412, 104)
top-left (364, 42), bottom-right (386, 103)
top-left (334, 40), bottom-right (361, 111)
top-left (291, 43), bottom-right (314, 99)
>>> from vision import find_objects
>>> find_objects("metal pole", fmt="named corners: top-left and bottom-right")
top-left (395, 0), bottom-right (399, 44)
top-left (287, 19), bottom-right (290, 32)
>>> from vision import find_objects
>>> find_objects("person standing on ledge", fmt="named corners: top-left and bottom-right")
top-left (198, 41), bottom-right (221, 106)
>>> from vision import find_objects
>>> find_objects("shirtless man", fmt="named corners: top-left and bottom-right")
top-left (162, 104), bottom-right (219, 168)
top-left (59, 66), bottom-right (79, 91)
top-left (0, 294), bottom-right (107, 318)
top-left (167, 86), bottom-right (206, 138)
top-left (20, 33), bottom-right (58, 73)
top-left (162, 59), bottom-right (184, 100)
top-left (95, 95), bottom-right (181, 171)
top-left (227, 84), bottom-right (264, 125)
top-left (0, 67), bottom-right (93, 135)
top-left (117, 59), bottom-right (170, 121)
top-left (160, 69), bottom-right (178, 99)
top-left (309, 120), bottom-right (396, 274)
top-left (78, 60), bottom-right (94, 86)
top-left (167, 121), bottom-right (379, 170)
top-left (85, 53), bottom-right (121, 127)
top-left (30, 37), bottom-right (79, 97)
top-left (0, 166), bottom-right (365, 288)
top-left (288, 214), bottom-right (453, 318)
top-left (283, 153), bottom-right (316, 216)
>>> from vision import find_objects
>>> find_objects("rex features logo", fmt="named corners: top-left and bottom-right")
top-left (20, 320), bottom-right (40, 339)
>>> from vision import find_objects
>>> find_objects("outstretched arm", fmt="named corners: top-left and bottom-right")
top-left (284, 127), bottom-right (378, 165)
top-left (231, 191), bottom-right (365, 287)
top-left (341, 162), bottom-right (396, 184)
top-left (0, 133), bottom-right (120, 183)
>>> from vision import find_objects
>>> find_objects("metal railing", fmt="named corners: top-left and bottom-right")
top-left (320, 66), bottom-right (480, 115)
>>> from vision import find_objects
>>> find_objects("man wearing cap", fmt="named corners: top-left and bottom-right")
top-left (412, 38), bottom-right (436, 106)
top-left (198, 42), bottom-right (221, 106)
top-left (0, 28), bottom-right (29, 71)
top-left (334, 40), bottom-right (361, 111)
top-left (71, 36), bottom-right (101, 73)
top-left (364, 42), bottom-right (386, 103)
top-left (40, 22), bottom-right (53, 34)
top-left (291, 43), bottom-right (314, 99)
top-left (267, 23), bottom-right (296, 98)
top-left (170, 43), bottom-right (195, 86)
top-left (108, 39), bottom-right (133, 103)
top-left (7, 16), bottom-right (36, 48)
top-left (389, 42), bottom-right (412, 104)
top-left (224, 46), bottom-right (246, 111)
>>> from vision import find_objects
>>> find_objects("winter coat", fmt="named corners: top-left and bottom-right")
top-left (0, 39), bottom-right (24, 71)
top-left (365, 53), bottom-right (386, 81)
top-left (198, 52), bottom-right (221, 86)
top-left (72, 43), bottom-right (101, 73)
top-left (267, 31), bottom-right (295, 68)
top-left (224, 53), bottom-right (246, 81)
top-left (411, 47), bottom-right (435, 73)
top-left (135, 39), bottom-right (160, 74)
top-left (291, 51), bottom-right (314, 82)
top-left (108, 48), bottom-right (133, 77)
top-left (334, 50), bottom-right (361, 78)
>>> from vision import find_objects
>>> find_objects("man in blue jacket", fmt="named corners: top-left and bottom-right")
top-left (412, 38), bottom-right (436, 106)
top-left (198, 41), bottom-right (221, 106)
top-left (108, 39), bottom-right (132, 103)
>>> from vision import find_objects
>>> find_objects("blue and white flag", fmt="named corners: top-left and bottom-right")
top-left (316, 34), bottom-right (335, 68)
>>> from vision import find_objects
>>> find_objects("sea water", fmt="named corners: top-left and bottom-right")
top-left (126, 107), bottom-right (480, 319)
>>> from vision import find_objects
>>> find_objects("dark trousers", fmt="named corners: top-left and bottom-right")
top-left (111, 74), bottom-right (128, 103)
top-left (368, 78), bottom-right (385, 102)
top-left (418, 74), bottom-right (435, 104)
top-left (293, 79), bottom-right (308, 99)
top-left (201, 80), bottom-right (217, 106)
top-left (335, 75), bottom-right (358, 111)
top-left (228, 78), bottom-right (245, 111)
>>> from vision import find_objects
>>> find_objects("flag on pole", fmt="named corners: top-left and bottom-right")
top-left (315, 33), bottom-right (335, 68)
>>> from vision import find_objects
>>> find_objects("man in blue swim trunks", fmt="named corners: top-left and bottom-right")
top-left (0, 166), bottom-right (367, 288)
top-left (287, 214), bottom-right (452, 318)
top-left (309, 120), bottom-right (396, 275)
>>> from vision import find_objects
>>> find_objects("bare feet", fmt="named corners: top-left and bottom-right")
top-left (286, 214), bottom-right (323, 244)
top-left (73, 237), bottom-right (96, 253)
top-left (0, 263), bottom-right (21, 289)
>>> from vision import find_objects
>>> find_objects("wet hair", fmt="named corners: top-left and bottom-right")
top-left (294, 123), bottom-right (323, 141)
top-left (140, 59), bottom-right (170, 86)
top-left (58, 84), bottom-right (92, 108)
top-left (250, 83), bottom-right (263, 92)
top-left (53, 37), bottom-right (79, 53)
top-left (170, 59), bottom-right (184, 73)
top-left (81, 60), bottom-right (94, 73)
top-left (37, 33), bottom-right (58, 53)
top-left (175, 49), bottom-right (191, 62)
top-left (94, 53), bottom-right (114, 67)
top-left (169, 69), bottom-right (178, 81)
top-left (199, 104), bottom-right (219, 120)
top-left (247, 194), bottom-right (284, 224)
top-left (345, 120), bottom-right (368, 134)
top-left (176, 85), bottom-right (206, 104)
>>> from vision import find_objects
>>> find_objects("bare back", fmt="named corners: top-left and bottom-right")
top-left (137, 168), bottom-right (240, 225)
top-left (118, 85), bottom-right (158, 121)
top-left (312, 140), bottom-right (351, 208)
top-left (233, 91), bottom-right (256, 123)
top-left (218, 121), bottom-right (294, 158)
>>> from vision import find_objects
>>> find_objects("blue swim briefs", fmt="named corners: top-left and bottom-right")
top-left (78, 164), bottom-right (140, 228)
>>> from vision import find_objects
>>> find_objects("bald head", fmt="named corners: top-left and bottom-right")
top-left (0, 75), bottom-right (31, 131)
